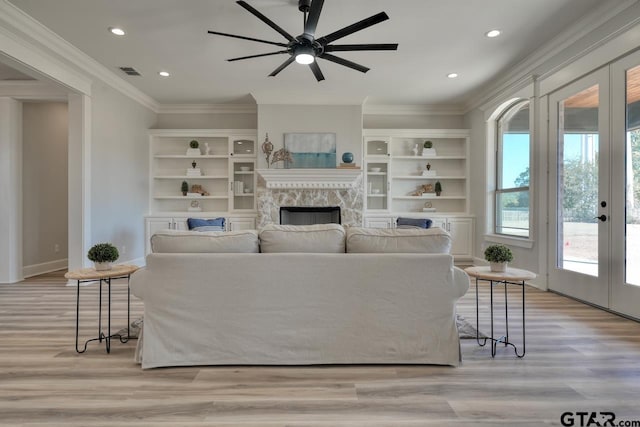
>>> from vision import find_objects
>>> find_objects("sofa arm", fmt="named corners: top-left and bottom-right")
top-left (130, 267), bottom-right (148, 300)
top-left (452, 266), bottom-right (470, 298)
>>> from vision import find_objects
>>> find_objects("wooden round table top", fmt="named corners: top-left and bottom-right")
top-left (464, 266), bottom-right (537, 282)
top-left (64, 264), bottom-right (139, 281)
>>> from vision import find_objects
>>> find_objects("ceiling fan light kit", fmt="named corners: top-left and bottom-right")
top-left (208, 0), bottom-right (398, 81)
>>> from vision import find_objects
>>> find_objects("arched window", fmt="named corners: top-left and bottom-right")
top-left (495, 100), bottom-right (530, 237)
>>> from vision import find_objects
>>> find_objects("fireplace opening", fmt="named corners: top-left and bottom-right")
top-left (280, 206), bottom-right (341, 225)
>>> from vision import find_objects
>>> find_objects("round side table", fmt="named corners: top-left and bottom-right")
top-left (65, 265), bottom-right (139, 354)
top-left (464, 266), bottom-right (536, 358)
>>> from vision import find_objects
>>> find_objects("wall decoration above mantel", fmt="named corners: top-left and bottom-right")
top-left (284, 133), bottom-right (336, 169)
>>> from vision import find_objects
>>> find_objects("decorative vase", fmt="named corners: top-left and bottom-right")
top-left (94, 262), bottom-right (113, 271)
top-left (490, 262), bottom-right (507, 273)
top-left (341, 152), bottom-right (354, 163)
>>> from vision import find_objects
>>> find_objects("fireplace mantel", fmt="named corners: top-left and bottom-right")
top-left (257, 168), bottom-right (362, 189)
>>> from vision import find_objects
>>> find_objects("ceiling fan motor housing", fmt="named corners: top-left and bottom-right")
top-left (298, 0), bottom-right (312, 13)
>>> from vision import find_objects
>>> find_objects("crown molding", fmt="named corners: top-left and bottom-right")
top-left (363, 104), bottom-right (465, 116)
top-left (0, 0), bottom-right (159, 112)
top-left (157, 104), bottom-right (257, 115)
top-left (463, 0), bottom-right (639, 113)
top-left (0, 80), bottom-right (67, 100)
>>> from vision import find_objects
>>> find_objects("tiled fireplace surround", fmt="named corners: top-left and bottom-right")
top-left (256, 169), bottom-right (364, 228)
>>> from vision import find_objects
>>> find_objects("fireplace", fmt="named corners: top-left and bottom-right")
top-left (280, 206), bottom-right (341, 225)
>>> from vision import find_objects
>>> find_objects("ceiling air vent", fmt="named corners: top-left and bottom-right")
top-left (119, 66), bottom-right (141, 76)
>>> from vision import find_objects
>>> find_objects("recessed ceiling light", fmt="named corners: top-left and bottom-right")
top-left (109, 27), bottom-right (125, 36)
top-left (158, 71), bottom-right (170, 77)
top-left (447, 73), bottom-right (458, 79)
top-left (485, 29), bottom-right (501, 38)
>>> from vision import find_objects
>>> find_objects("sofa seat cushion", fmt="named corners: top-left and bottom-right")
top-left (259, 224), bottom-right (346, 253)
top-left (346, 227), bottom-right (452, 253)
top-left (151, 229), bottom-right (259, 253)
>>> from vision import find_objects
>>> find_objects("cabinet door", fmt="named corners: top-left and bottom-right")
top-left (228, 217), bottom-right (256, 231)
top-left (447, 217), bottom-right (474, 258)
top-left (427, 215), bottom-right (447, 231)
top-left (174, 219), bottom-right (188, 231)
top-left (230, 159), bottom-right (256, 211)
top-left (365, 217), bottom-right (394, 229)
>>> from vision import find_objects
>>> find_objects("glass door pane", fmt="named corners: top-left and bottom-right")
top-left (625, 64), bottom-right (640, 286)
top-left (557, 84), bottom-right (600, 277)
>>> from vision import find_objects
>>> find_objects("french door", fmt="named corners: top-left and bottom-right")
top-left (549, 51), bottom-right (640, 319)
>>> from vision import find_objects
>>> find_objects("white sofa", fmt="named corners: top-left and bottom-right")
top-left (131, 224), bottom-right (469, 369)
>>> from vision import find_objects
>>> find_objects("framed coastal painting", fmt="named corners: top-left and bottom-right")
top-left (283, 133), bottom-right (336, 168)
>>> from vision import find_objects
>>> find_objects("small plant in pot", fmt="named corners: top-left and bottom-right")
top-left (87, 243), bottom-right (119, 271)
top-left (435, 181), bottom-right (442, 196)
top-left (423, 140), bottom-right (433, 149)
top-left (484, 244), bottom-right (513, 272)
top-left (181, 180), bottom-right (189, 196)
top-left (189, 140), bottom-right (199, 149)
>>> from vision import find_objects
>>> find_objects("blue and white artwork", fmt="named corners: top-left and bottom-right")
top-left (284, 133), bottom-right (336, 169)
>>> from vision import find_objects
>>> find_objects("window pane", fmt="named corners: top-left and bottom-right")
top-left (499, 102), bottom-right (530, 189)
top-left (496, 190), bottom-right (530, 237)
top-left (626, 64), bottom-right (640, 286)
top-left (557, 83), bottom-right (599, 277)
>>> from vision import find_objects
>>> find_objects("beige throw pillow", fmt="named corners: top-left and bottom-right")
top-left (346, 227), bottom-right (452, 253)
top-left (150, 229), bottom-right (259, 253)
top-left (259, 223), bottom-right (346, 253)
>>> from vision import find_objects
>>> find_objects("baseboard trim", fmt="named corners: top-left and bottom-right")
top-left (23, 258), bottom-right (68, 279)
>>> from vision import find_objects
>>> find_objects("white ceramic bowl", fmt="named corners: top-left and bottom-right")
top-left (372, 188), bottom-right (381, 194)
top-left (239, 166), bottom-right (251, 172)
top-left (369, 167), bottom-right (382, 172)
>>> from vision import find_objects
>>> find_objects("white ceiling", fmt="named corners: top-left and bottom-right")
top-left (8, 0), bottom-right (608, 106)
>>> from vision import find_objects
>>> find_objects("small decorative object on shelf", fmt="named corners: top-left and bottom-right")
top-left (181, 181), bottom-right (189, 196)
top-left (423, 201), bottom-right (436, 212)
top-left (204, 142), bottom-right (211, 155)
top-left (271, 147), bottom-right (293, 168)
top-left (412, 143), bottom-right (419, 156)
top-left (435, 181), bottom-right (442, 196)
top-left (423, 162), bottom-right (436, 177)
top-left (188, 200), bottom-right (202, 212)
top-left (187, 161), bottom-right (201, 177)
top-left (262, 133), bottom-right (274, 168)
top-left (484, 244), bottom-right (514, 272)
top-left (186, 140), bottom-right (201, 156)
top-left (422, 140), bottom-right (436, 156)
top-left (190, 184), bottom-right (210, 196)
top-left (341, 152), bottom-right (354, 164)
top-left (413, 184), bottom-right (433, 196)
top-left (87, 242), bottom-right (119, 271)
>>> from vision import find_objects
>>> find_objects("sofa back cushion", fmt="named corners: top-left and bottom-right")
top-left (151, 229), bottom-right (259, 253)
top-left (346, 227), bottom-right (451, 253)
top-left (259, 224), bottom-right (346, 253)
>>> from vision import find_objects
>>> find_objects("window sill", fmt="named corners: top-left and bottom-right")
top-left (484, 234), bottom-right (534, 249)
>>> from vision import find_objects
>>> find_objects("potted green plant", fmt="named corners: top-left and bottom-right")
top-left (87, 243), bottom-right (119, 271)
top-left (484, 244), bottom-right (514, 272)
top-left (181, 181), bottom-right (189, 196)
top-left (186, 139), bottom-right (201, 156)
top-left (422, 140), bottom-right (436, 156)
top-left (435, 181), bottom-right (442, 196)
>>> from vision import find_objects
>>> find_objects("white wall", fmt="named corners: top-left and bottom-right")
top-left (89, 82), bottom-right (156, 264)
top-left (257, 104), bottom-right (363, 169)
top-left (0, 98), bottom-right (22, 283)
top-left (363, 114), bottom-right (464, 129)
top-left (22, 102), bottom-right (68, 271)
top-left (155, 113), bottom-right (256, 129)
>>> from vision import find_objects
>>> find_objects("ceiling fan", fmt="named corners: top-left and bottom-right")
top-left (207, 0), bottom-right (398, 81)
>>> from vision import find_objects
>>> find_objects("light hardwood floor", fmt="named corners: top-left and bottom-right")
top-left (1, 270), bottom-right (640, 426)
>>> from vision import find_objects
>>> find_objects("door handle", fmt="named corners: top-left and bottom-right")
top-left (595, 215), bottom-right (607, 222)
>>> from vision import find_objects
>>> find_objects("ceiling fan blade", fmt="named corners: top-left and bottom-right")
top-left (317, 12), bottom-right (389, 45)
top-left (303, 0), bottom-right (324, 38)
top-left (228, 51), bottom-right (289, 62)
top-left (208, 31), bottom-right (287, 47)
top-left (237, 1), bottom-right (295, 42)
top-left (309, 61), bottom-right (325, 82)
top-left (325, 43), bottom-right (398, 52)
top-left (320, 53), bottom-right (369, 73)
top-left (269, 56), bottom-right (296, 77)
